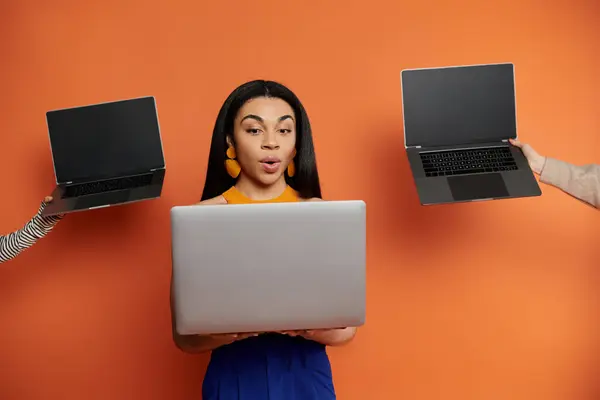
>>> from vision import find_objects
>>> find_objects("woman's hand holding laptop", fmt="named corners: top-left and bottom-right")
top-left (207, 332), bottom-right (260, 343)
top-left (0, 195), bottom-right (63, 264)
top-left (280, 327), bottom-right (357, 346)
top-left (509, 138), bottom-right (546, 173)
top-left (206, 328), bottom-right (357, 347)
top-left (510, 138), bottom-right (600, 208)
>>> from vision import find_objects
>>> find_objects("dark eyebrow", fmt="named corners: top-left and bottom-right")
top-left (240, 114), bottom-right (294, 123)
top-left (240, 114), bottom-right (264, 123)
top-left (278, 115), bottom-right (294, 122)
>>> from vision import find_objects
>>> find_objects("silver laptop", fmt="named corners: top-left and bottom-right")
top-left (170, 200), bottom-right (366, 335)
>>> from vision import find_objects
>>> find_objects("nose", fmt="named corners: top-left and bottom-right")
top-left (261, 131), bottom-right (280, 150)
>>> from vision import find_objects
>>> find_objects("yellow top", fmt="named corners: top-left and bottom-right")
top-left (221, 185), bottom-right (299, 204)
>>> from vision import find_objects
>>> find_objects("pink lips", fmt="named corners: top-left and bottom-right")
top-left (260, 156), bottom-right (281, 173)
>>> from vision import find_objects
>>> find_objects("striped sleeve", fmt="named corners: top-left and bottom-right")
top-left (0, 201), bottom-right (63, 263)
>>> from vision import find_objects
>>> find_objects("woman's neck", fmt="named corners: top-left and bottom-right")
top-left (234, 175), bottom-right (288, 201)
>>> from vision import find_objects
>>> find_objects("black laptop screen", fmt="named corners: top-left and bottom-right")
top-left (46, 96), bottom-right (165, 184)
top-left (401, 63), bottom-right (517, 148)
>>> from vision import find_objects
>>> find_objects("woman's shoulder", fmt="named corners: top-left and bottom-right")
top-left (196, 195), bottom-right (227, 205)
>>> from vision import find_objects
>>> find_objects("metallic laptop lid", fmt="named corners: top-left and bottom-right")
top-left (401, 63), bottom-right (518, 148)
top-left (170, 200), bottom-right (367, 335)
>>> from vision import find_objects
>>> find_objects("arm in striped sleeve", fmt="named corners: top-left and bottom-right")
top-left (0, 201), bottom-right (63, 263)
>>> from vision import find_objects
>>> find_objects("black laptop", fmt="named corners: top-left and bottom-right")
top-left (42, 96), bottom-right (166, 217)
top-left (400, 62), bottom-right (541, 205)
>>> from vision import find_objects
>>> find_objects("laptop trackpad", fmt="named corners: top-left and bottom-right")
top-left (447, 173), bottom-right (509, 201)
top-left (75, 190), bottom-right (131, 209)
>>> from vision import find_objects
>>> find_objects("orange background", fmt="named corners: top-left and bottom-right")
top-left (1, 1), bottom-right (599, 399)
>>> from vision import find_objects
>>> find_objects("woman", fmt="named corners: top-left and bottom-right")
top-left (171, 80), bottom-right (357, 399)
top-left (0, 196), bottom-right (63, 263)
top-left (510, 139), bottom-right (599, 208)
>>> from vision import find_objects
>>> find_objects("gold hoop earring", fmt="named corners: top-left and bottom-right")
top-left (225, 146), bottom-right (241, 178)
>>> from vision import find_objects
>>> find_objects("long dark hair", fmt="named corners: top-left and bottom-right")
top-left (200, 80), bottom-right (322, 200)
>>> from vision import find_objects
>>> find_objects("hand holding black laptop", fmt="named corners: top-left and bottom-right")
top-left (0, 195), bottom-right (63, 264)
top-left (400, 62), bottom-right (542, 204)
top-left (509, 139), bottom-right (546, 174)
top-left (509, 138), bottom-right (600, 208)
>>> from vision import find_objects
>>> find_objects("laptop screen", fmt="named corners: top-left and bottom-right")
top-left (401, 63), bottom-right (517, 148)
top-left (46, 96), bottom-right (165, 184)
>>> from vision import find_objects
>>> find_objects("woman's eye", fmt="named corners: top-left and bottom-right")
top-left (279, 129), bottom-right (292, 134)
top-left (246, 128), bottom-right (261, 135)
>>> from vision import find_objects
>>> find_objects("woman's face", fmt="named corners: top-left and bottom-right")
top-left (230, 96), bottom-right (297, 186)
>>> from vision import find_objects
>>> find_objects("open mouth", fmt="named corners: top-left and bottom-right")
top-left (260, 157), bottom-right (281, 173)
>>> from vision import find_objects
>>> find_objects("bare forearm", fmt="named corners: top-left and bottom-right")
top-left (302, 327), bottom-right (357, 346)
top-left (174, 333), bottom-right (230, 354)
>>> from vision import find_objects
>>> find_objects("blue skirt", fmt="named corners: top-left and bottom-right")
top-left (202, 333), bottom-right (336, 400)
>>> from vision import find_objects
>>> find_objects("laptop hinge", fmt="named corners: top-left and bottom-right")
top-left (62, 169), bottom-right (156, 186)
top-left (409, 141), bottom-right (508, 150)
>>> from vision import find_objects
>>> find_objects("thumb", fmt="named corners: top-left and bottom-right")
top-left (509, 138), bottom-right (522, 148)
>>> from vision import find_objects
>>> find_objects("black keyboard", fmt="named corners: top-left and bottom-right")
top-left (62, 174), bottom-right (154, 198)
top-left (420, 147), bottom-right (518, 178)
